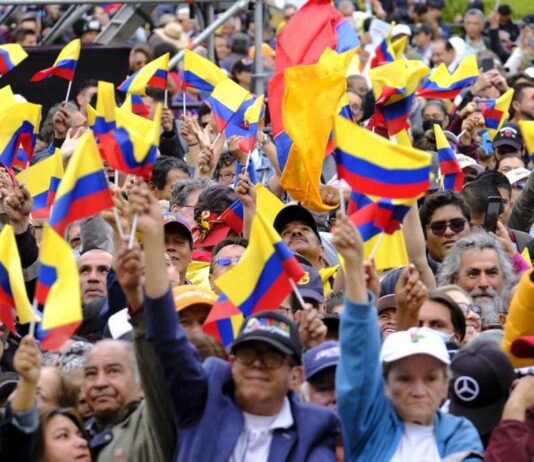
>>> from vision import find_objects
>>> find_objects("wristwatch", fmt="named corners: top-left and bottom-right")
top-left (260, 134), bottom-right (271, 146)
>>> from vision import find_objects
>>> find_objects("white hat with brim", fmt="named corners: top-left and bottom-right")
top-left (380, 327), bottom-right (450, 365)
top-left (456, 154), bottom-right (484, 175)
top-left (505, 167), bottom-right (531, 186)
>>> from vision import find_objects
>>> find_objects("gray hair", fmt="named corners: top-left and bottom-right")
top-left (86, 339), bottom-right (140, 384)
top-left (169, 177), bottom-right (215, 209)
top-left (465, 8), bottom-right (485, 21)
top-left (437, 231), bottom-right (516, 290)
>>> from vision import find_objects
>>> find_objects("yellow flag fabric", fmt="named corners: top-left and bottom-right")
top-left (0, 225), bottom-right (35, 324)
top-left (38, 224), bottom-right (82, 329)
top-left (281, 50), bottom-right (352, 212)
top-left (364, 230), bottom-right (409, 270)
top-left (256, 184), bottom-right (285, 223)
top-left (186, 261), bottom-right (212, 289)
top-left (521, 247), bottom-right (532, 269)
top-left (519, 120), bottom-right (534, 157)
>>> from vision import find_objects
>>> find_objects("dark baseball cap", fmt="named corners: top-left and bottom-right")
top-left (497, 5), bottom-right (512, 15)
top-left (231, 310), bottom-right (303, 364)
top-left (377, 294), bottom-right (397, 315)
top-left (414, 24), bottom-right (434, 36)
top-left (274, 205), bottom-right (321, 241)
top-left (493, 123), bottom-right (524, 150)
top-left (0, 371), bottom-right (18, 404)
top-left (303, 340), bottom-right (340, 381)
top-left (426, 0), bottom-right (444, 8)
top-left (449, 340), bottom-right (515, 437)
top-left (163, 212), bottom-right (193, 243)
top-left (294, 255), bottom-right (324, 305)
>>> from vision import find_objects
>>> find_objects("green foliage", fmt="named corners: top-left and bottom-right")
top-left (442, 0), bottom-right (532, 23)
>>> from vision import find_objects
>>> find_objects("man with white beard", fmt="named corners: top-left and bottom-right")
top-left (437, 232), bottom-right (517, 328)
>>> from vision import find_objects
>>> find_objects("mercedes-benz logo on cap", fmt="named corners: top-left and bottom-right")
top-left (454, 376), bottom-right (480, 402)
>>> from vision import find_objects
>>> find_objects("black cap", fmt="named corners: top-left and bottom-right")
top-left (449, 340), bottom-right (515, 437)
top-left (274, 205), bottom-right (321, 241)
top-left (522, 15), bottom-right (534, 27)
top-left (0, 372), bottom-right (18, 404)
top-left (497, 4), bottom-right (512, 15)
top-left (426, 0), bottom-right (444, 8)
top-left (231, 310), bottom-right (303, 364)
top-left (493, 123), bottom-right (524, 150)
top-left (294, 254), bottom-right (324, 304)
top-left (83, 17), bottom-right (102, 33)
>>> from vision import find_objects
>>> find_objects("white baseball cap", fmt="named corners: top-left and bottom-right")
top-left (391, 24), bottom-right (412, 39)
top-left (456, 154), bottom-right (484, 175)
top-left (380, 327), bottom-right (450, 365)
top-left (505, 167), bottom-right (531, 186)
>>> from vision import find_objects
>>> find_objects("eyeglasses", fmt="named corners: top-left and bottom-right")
top-left (219, 171), bottom-right (236, 180)
top-left (457, 302), bottom-right (482, 317)
top-left (215, 256), bottom-right (241, 267)
top-left (428, 219), bottom-right (466, 236)
top-left (234, 347), bottom-right (288, 369)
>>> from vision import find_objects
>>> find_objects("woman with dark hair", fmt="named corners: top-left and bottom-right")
top-left (33, 407), bottom-right (92, 462)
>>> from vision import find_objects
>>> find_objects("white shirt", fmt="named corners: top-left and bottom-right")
top-left (390, 422), bottom-right (441, 462)
top-left (230, 397), bottom-right (294, 462)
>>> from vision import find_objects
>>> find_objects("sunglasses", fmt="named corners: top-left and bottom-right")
top-left (428, 219), bottom-right (466, 236)
top-left (215, 256), bottom-right (241, 267)
top-left (234, 347), bottom-right (287, 369)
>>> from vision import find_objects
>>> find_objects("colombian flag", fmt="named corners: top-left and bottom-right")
top-left (219, 199), bottom-right (244, 235)
top-left (15, 149), bottom-right (64, 219)
top-left (370, 59), bottom-right (429, 136)
top-left (203, 210), bottom-right (304, 346)
top-left (334, 115), bottom-right (432, 199)
top-left (0, 44), bottom-right (28, 77)
top-left (206, 78), bottom-right (250, 132)
top-left (350, 199), bottom-right (411, 241)
top-left (183, 49), bottom-right (227, 92)
top-left (31, 39), bottom-right (80, 81)
top-left (242, 94), bottom-right (265, 152)
top-left (0, 225), bottom-right (35, 334)
top-left (49, 131), bottom-right (113, 236)
top-left (434, 124), bottom-right (463, 191)
top-left (89, 81), bottom-right (160, 179)
top-left (478, 88), bottom-right (514, 140)
top-left (0, 101), bottom-right (42, 168)
top-left (118, 53), bottom-right (169, 95)
top-left (418, 55), bottom-right (478, 100)
top-left (35, 224), bottom-right (82, 351)
top-left (519, 120), bottom-right (534, 158)
top-left (370, 31), bottom-right (407, 69)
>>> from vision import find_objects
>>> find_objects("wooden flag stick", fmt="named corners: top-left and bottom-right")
top-left (289, 278), bottom-right (308, 310)
top-left (128, 213), bottom-right (138, 249)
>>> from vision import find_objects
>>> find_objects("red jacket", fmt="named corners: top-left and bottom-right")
top-left (485, 408), bottom-right (534, 462)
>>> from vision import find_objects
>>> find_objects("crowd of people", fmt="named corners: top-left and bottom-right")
top-left (1, 0), bottom-right (534, 461)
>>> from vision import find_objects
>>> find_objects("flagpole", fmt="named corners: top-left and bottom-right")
top-left (182, 91), bottom-right (186, 117)
top-left (65, 79), bottom-right (73, 103)
top-left (289, 278), bottom-right (308, 310)
top-left (22, 160), bottom-right (30, 186)
top-left (244, 150), bottom-right (252, 173)
top-left (113, 207), bottom-right (125, 240)
top-left (29, 300), bottom-right (38, 338)
top-left (338, 183), bottom-right (345, 213)
top-left (164, 89), bottom-right (168, 108)
top-left (114, 170), bottom-right (119, 187)
top-left (369, 232), bottom-right (385, 261)
top-left (128, 213), bottom-right (138, 249)
top-left (210, 132), bottom-right (222, 150)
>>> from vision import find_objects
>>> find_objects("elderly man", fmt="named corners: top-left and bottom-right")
top-left (129, 184), bottom-right (338, 461)
top-left (83, 242), bottom-right (176, 461)
top-left (437, 232), bottom-right (516, 328)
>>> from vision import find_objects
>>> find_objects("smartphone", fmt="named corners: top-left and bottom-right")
top-left (483, 196), bottom-right (502, 233)
top-left (481, 57), bottom-right (495, 72)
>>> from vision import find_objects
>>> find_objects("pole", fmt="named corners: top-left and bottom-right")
top-left (206, 3), bottom-right (215, 62)
top-left (253, 0), bottom-right (264, 95)
top-left (169, 0), bottom-right (250, 70)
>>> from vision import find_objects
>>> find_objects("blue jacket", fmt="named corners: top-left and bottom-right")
top-left (145, 289), bottom-right (339, 462)
top-left (336, 294), bottom-right (483, 462)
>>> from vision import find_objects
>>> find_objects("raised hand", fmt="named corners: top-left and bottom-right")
top-left (2, 184), bottom-right (33, 234)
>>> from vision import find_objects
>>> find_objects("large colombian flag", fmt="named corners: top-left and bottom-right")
top-left (203, 210), bottom-right (304, 346)
top-left (15, 148), bottom-right (64, 219)
top-left (49, 131), bottom-right (113, 236)
top-left (35, 224), bottom-right (82, 351)
top-left (334, 115), bottom-right (432, 199)
top-left (183, 49), bottom-right (227, 92)
top-left (0, 44), bottom-right (28, 77)
top-left (118, 53), bottom-right (169, 95)
top-left (417, 54), bottom-right (478, 100)
top-left (206, 78), bottom-right (250, 132)
top-left (434, 124), bottom-right (463, 191)
top-left (31, 39), bottom-right (80, 81)
top-left (0, 225), bottom-right (35, 334)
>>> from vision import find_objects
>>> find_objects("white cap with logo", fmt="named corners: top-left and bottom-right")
top-left (380, 327), bottom-right (450, 365)
top-left (505, 167), bottom-right (531, 186)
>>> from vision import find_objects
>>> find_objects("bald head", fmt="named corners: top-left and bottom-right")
top-left (78, 249), bottom-right (112, 305)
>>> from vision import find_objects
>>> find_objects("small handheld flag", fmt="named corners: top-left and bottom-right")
top-left (183, 49), bottom-right (227, 92)
top-left (434, 124), bottom-right (463, 191)
top-left (118, 53), bottom-right (169, 96)
top-left (243, 94), bottom-right (265, 153)
top-left (0, 44), bottom-right (28, 77)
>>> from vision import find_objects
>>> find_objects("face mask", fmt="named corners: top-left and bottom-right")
top-left (429, 328), bottom-right (454, 344)
top-left (422, 118), bottom-right (442, 132)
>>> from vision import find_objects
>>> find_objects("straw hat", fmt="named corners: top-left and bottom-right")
top-left (154, 21), bottom-right (189, 49)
